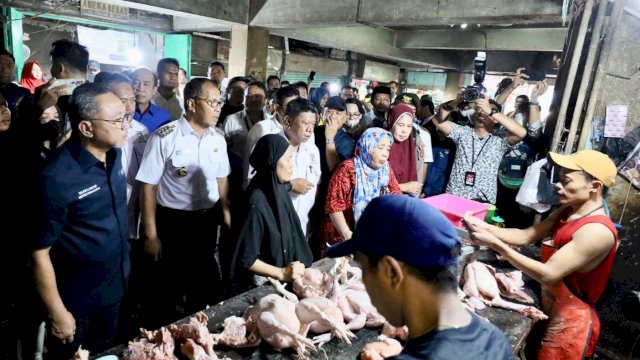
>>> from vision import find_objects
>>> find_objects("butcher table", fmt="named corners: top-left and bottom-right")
top-left (95, 251), bottom-right (540, 359)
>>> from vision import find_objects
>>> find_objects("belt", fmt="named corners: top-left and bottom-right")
top-left (158, 204), bottom-right (215, 214)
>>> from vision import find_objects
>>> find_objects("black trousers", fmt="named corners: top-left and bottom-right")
top-left (138, 205), bottom-right (223, 329)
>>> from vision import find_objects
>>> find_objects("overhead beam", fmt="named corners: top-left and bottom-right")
top-left (250, 0), bottom-right (360, 28)
top-left (97, 0), bottom-right (248, 26)
top-left (358, 0), bottom-right (563, 27)
top-left (396, 28), bottom-right (568, 52)
top-left (270, 26), bottom-right (458, 69)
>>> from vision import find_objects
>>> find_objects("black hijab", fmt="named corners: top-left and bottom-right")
top-left (248, 134), bottom-right (312, 267)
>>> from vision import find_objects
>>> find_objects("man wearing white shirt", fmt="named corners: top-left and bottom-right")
top-left (280, 98), bottom-right (322, 236)
top-left (136, 78), bottom-right (230, 326)
top-left (152, 58), bottom-right (184, 121)
top-left (105, 73), bottom-right (149, 239)
top-left (243, 86), bottom-right (300, 188)
top-left (222, 80), bottom-right (269, 158)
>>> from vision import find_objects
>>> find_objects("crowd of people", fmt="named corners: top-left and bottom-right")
top-left (0, 37), bottom-right (620, 360)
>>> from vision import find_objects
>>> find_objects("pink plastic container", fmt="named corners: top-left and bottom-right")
top-left (423, 194), bottom-right (490, 228)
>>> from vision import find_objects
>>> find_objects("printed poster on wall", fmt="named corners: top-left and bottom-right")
top-left (604, 104), bottom-right (628, 138)
top-left (619, 141), bottom-right (640, 189)
top-left (77, 25), bottom-right (135, 66)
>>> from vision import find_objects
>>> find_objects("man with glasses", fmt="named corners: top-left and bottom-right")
top-left (339, 85), bottom-right (354, 100)
top-left (152, 58), bottom-right (184, 121)
top-left (136, 78), bottom-right (230, 327)
top-left (32, 83), bottom-right (131, 358)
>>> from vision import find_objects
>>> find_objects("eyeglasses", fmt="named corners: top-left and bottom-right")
top-left (195, 98), bottom-right (223, 109)
top-left (90, 113), bottom-right (133, 130)
top-left (346, 112), bottom-right (361, 119)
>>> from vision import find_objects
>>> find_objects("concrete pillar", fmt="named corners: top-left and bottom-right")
top-left (444, 71), bottom-right (463, 100)
top-left (228, 25), bottom-right (269, 81)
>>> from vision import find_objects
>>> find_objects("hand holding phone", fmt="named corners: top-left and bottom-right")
top-left (308, 71), bottom-right (316, 82)
top-left (50, 78), bottom-right (85, 96)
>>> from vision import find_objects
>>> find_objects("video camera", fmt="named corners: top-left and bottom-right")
top-left (462, 51), bottom-right (487, 102)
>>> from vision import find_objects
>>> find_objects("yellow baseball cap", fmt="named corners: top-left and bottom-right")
top-left (548, 150), bottom-right (617, 187)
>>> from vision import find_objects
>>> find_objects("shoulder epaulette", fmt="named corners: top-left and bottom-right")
top-left (156, 124), bottom-right (176, 138)
top-left (214, 127), bottom-right (224, 136)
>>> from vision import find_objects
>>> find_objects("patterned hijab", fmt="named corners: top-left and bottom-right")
top-left (353, 127), bottom-right (393, 223)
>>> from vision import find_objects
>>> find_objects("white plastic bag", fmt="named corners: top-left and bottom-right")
top-left (516, 158), bottom-right (552, 213)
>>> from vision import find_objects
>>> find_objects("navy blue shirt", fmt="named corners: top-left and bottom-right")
top-left (389, 313), bottom-right (515, 360)
top-left (35, 142), bottom-right (130, 313)
top-left (134, 102), bottom-right (171, 132)
top-left (335, 128), bottom-right (356, 161)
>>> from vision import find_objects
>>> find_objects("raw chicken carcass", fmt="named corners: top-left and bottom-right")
top-left (462, 261), bottom-right (547, 321)
top-left (293, 268), bottom-right (335, 298)
top-left (211, 316), bottom-right (261, 348)
top-left (181, 339), bottom-right (225, 360)
top-left (243, 294), bottom-right (317, 359)
top-left (495, 271), bottom-right (534, 304)
top-left (71, 346), bottom-right (89, 360)
top-left (122, 328), bottom-right (177, 360)
top-left (361, 336), bottom-right (403, 360)
top-left (170, 312), bottom-right (218, 360)
top-left (381, 322), bottom-right (409, 341)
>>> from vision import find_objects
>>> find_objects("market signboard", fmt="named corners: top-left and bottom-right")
top-left (361, 60), bottom-right (399, 83)
top-left (80, 0), bottom-right (130, 22)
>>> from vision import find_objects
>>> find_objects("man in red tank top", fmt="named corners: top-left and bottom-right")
top-left (464, 150), bottom-right (618, 360)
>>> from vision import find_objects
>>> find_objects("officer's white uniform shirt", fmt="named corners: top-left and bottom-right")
top-left (152, 92), bottom-right (184, 121)
top-left (279, 130), bottom-right (321, 236)
top-left (136, 117), bottom-right (231, 211)
top-left (223, 109), bottom-right (271, 158)
top-left (242, 116), bottom-right (284, 189)
top-left (120, 119), bottom-right (149, 238)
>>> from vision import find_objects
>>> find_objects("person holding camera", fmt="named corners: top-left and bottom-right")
top-left (432, 98), bottom-right (526, 204)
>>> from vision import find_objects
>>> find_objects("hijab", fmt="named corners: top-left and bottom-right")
top-left (309, 87), bottom-right (329, 113)
top-left (248, 134), bottom-right (312, 266)
top-left (353, 127), bottom-right (393, 223)
top-left (388, 104), bottom-right (418, 183)
top-left (19, 61), bottom-right (45, 94)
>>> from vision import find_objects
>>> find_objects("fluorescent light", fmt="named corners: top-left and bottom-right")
top-left (126, 48), bottom-right (143, 65)
top-left (461, 23), bottom-right (468, 29)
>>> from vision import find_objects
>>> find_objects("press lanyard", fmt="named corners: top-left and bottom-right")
top-left (463, 135), bottom-right (492, 170)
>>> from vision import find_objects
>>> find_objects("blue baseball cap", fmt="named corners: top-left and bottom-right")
top-left (326, 195), bottom-right (461, 267)
top-left (325, 96), bottom-right (346, 111)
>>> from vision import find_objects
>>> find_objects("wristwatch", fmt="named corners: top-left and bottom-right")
top-left (326, 138), bottom-right (335, 145)
top-left (489, 108), bottom-right (500, 117)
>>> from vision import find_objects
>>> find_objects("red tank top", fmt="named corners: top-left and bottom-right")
top-left (551, 208), bottom-right (618, 305)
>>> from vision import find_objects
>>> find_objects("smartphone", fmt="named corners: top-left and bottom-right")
top-left (523, 68), bottom-right (546, 81)
top-left (51, 78), bottom-right (85, 96)
top-left (309, 71), bottom-right (316, 81)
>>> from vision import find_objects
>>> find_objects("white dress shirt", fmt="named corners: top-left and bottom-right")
top-left (280, 130), bottom-right (321, 236)
top-left (222, 109), bottom-right (271, 158)
top-left (136, 117), bottom-right (231, 211)
top-left (120, 119), bottom-right (149, 238)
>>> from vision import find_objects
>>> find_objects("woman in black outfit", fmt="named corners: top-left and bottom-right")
top-left (232, 134), bottom-right (313, 291)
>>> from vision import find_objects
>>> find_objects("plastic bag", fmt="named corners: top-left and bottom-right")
top-left (516, 158), bottom-right (552, 213)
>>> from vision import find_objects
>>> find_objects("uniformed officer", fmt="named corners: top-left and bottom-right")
top-left (136, 78), bottom-right (230, 327)
top-left (31, 83), bottom-right (131, 358)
